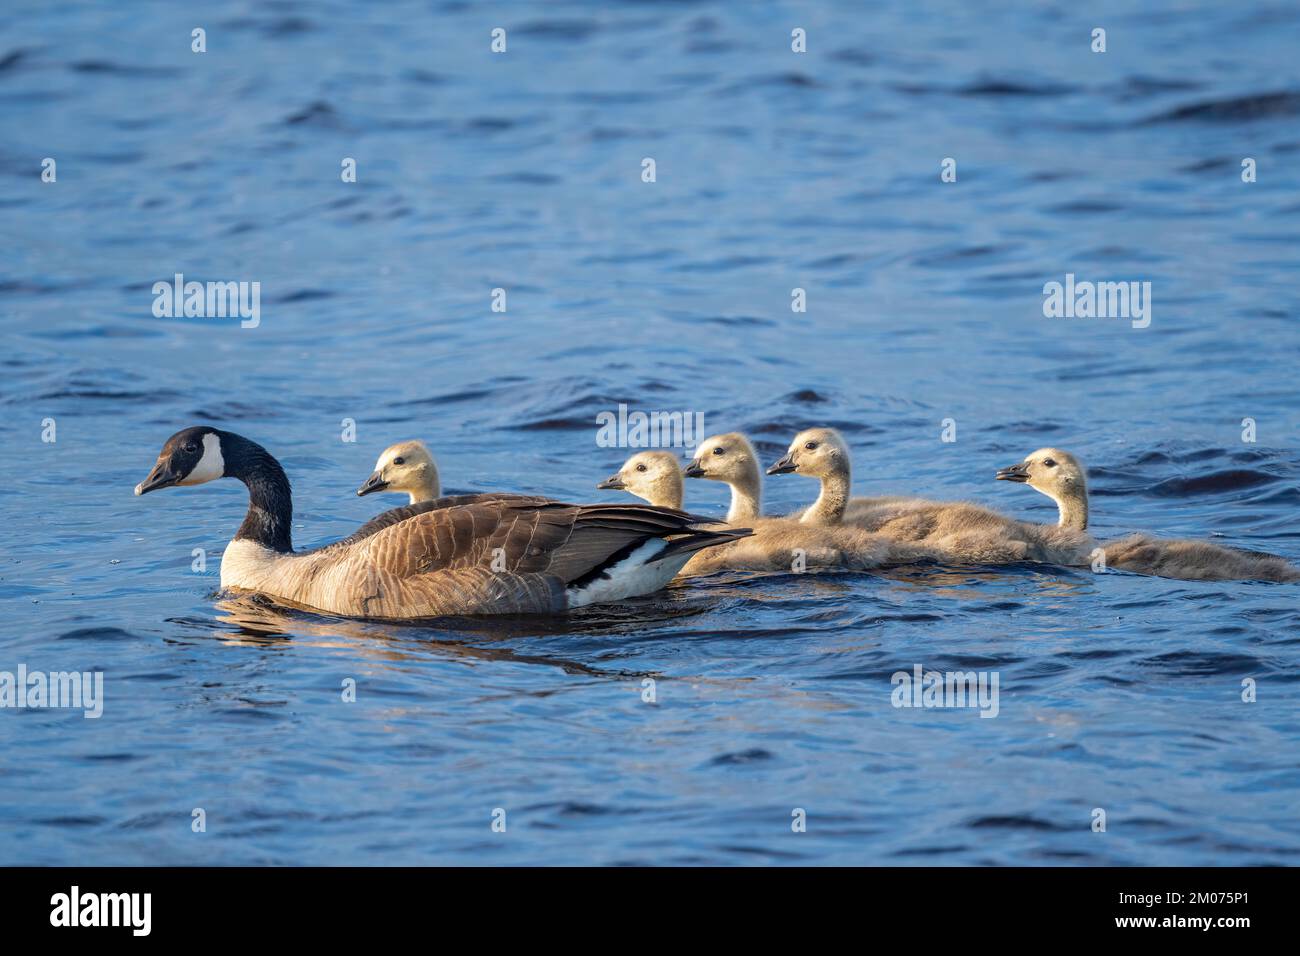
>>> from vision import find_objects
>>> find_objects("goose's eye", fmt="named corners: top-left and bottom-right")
top-left (635, 463), bottom-right (647, 472)
top-left (183, 443), bottom-right (198, 454)
top-left (804, 441), bottom-right (818, 450)
top-left (712, 447), bottom-right (724, 456)
top-left (1043, 458), bottom-right (1056, 468)
top-left (393, 457), bottom-right (405, 465)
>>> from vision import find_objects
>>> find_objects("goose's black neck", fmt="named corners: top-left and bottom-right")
top-left (218, 431), bottom-right (293, 553)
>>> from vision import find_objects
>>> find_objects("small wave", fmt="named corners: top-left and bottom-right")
top-left (402, 69), bottom-right (446, 86)
top-left (0, 48), bottom-right (35, 74)
top-left (221, 16), bottom-right (314, 37)
top-left (784, 389), bottom-right (830, 405)
top-left (514, 19), bottom-right (600, 40)
top-left (524, 802), bottom-right (633, 818)
top-left (671, 256), bottom-right (776, 273)
top-left (462, 116), bottom-right (523, 133)
top-left (1143, 90), bottom-right (1300, 123)
top-left (282, 101), bottom-right (346, 129)
top-left (694, 314), bottom-right (774, 327)
top-left (967, 815), bottom-right (1073, 832)
top-left (36, 387), bottom-right (167, 401)
top-left (1136, 651), bottom-right (1261, 677)
top-left (490, 171), bottom-right (561, 186)
top-left (752, 417), bottom-right (882, 437)
top-left (31, 815), bottom-right (109, 828)
top-left (506, 417), bottom-right (591, 431)
top-left (1110, 75), bottom-right (1202, 101)
top-left (911, 244), bottom-right (1008, 268)
top-left (961, 79), bottom-right (1073, 97)
top-left (56, 626), bottom-right (137, 641)
top-left (898, 78), bottom-right (1075, 98)
top-left (1047, 199), bottom-right (1125, 214)
top-left (1148, 469), bottom-right (1277, 496)
top-left (1179, 156), bottom-right (1236, 173)
top-left (268, 289), bottom-right (334, 304)
top-left (69, 59), bottom-right (180, 77)
top-left (189, 401), bottom-right (286, 419)
top-left (394, 387), bottom-right (499, 407)
top-left (720, 72), bottom-right (822, 93)
top-left (708, 748), bottom-right (775, 766)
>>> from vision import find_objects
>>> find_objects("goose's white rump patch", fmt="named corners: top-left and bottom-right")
top-left (565, 538), bottom-right (683, 608)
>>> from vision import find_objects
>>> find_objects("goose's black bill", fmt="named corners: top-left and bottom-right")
top-left (996, 463), bottom-right (1031, 482)
top-left (357, 472), bottom-right (389, 496)
top-left (683, 460), bottom-right (705, 478)
top-left (134, 463), bottom-right (180, 496)
top-left (596, 473), bottom-right (626, 491)
top-left (766, 454), bottom-right (797, 476)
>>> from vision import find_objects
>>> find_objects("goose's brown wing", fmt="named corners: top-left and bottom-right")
top-left (359, 500), bottom-right (717, 584)
top-left (334, 493), bottom-right (553, 548)
top-left (337, 501), bottom-right (739, 617)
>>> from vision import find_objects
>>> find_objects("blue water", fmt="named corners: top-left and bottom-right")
top-left (3, 1), bottom-right (1299, 865)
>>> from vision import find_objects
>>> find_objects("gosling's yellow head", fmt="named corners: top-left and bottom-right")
top-left (597, 450), bottom-right (683, 509)
top-left (684, 432), bottom-right (759, 485)
top-left (996, 447), bottom-right (1087, 502)
top-left (767, 427), bottom-right (850, 480)
top-left (357, 440), bottom-right (440, 503)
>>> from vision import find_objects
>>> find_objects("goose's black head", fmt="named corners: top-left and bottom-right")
top-left (134, 426), bottom-right (226, 495)
top-left (136, 427), bottom-right (293, 552)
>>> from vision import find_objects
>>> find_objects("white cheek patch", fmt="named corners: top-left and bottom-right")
top-left (178, 432), bottom-right (225, 485)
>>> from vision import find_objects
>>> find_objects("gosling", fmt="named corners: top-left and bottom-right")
top-left (769, 427), bottom-right (1089, 567)
top-left (357, 440), bottom-right (440, 504)
top-left (596, 451), bottom-right (684, 510)
top-left (996, 447), bottom-right (1300, 582)
top-left (683, 430), bottom-right (901, 573)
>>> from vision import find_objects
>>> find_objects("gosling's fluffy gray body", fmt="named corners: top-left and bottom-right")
top-left (996, 447), bottom-right (1300, 582)
top-left (1100, 533), bottom-right (1300, 582)
top-left (771, 428), bottom-right (1090, 567)
top-left (683, 431), bottom-right (911, 573)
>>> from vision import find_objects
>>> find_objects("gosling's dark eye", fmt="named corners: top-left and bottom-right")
top-left (712, 447), bottom-right (724, 456)
top-left (393, 457), bottom-right (405, 465)
top-left (1043, 458), bottom-right (1056, 468)
top-left (635, 463), bottom-right (646, 472)
top-left (804, 441), bottom-right (818, 450)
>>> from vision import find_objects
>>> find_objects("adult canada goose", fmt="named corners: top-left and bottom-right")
top-left (357, 440), bottom-right (439, 504)
top-left (769, 428), bottom-right (1090, 566)
top-left (996, 447), bottom-right (1300, 582)
top-left (682, 430), bottom-right (902, 572)
top-left (134, 426), bottom-right (751, 617)
top-left (596, 451), bottom-right (683, 510)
